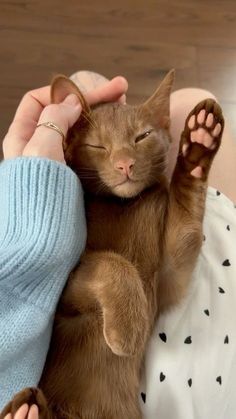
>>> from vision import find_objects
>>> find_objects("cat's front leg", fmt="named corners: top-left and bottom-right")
top-left (60, 251), bottom-right (149, 357)
top-left (161, 99), bottom-right (224, 311)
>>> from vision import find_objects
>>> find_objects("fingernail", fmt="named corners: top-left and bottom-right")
top-left (63, 94), bottom-right (80, 106)
top-left (119, 94), bottom-right (127, 105)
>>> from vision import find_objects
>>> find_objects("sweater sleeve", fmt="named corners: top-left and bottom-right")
top-left (0, 157), bottom-right (87, 410)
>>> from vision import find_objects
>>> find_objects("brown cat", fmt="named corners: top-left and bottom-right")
top-left (0, 71), bottom-right (224, 419)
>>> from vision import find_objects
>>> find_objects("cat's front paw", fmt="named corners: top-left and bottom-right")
top-left (0, 388), bottom-right (49, 419)
top-left (180, 99), bottom-right (224, 180)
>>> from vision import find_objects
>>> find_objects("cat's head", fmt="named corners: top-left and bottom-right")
top-left (51, 70), bottom-right (174, 198)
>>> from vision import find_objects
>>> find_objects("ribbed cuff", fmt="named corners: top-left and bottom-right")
top-left (0, 157), bottom-right (87, 311)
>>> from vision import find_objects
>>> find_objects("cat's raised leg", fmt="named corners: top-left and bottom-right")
top-left (0, 388), bottom-right (51, 419)
top-left (161, 99), bottom-right (224, 311)
top-left (60, 251), bottom-right (149, 356)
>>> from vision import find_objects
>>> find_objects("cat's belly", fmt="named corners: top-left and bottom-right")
top-left (85, 188), bottom-right (167, 268)
top-left (86, 213), bottom-right (163, 273)
top-left (86, 228), bottom-right (161, 281)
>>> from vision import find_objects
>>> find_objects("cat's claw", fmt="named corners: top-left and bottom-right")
top-left (180, 99), bottom-right (224, 180)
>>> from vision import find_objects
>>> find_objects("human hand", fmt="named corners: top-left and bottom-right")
top-left (3, 404), bottom-right (38, 419)
top-left (3, 76), bottom-right (128, 164)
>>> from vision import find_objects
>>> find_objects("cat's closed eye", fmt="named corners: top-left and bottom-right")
top-left (83, 144), bottom-right (107, 151)
top-left (135, 130), bottom-right (153, 143)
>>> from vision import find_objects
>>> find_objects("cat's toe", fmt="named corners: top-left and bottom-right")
top-left (205, 112), bottom-right (214, 128)
top-left (188, 115), bottom-right (196, 129)
top-left (212, 122), bottom-right (222, 138)
top-left (197, 109), bottom-right (206, 124)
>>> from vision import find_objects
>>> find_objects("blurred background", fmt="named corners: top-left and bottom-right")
top-left (0, 0), bottom-right (236, 156)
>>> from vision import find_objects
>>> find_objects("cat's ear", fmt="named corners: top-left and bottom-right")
top-left (51, 74), bottom-right (91, 115)
top-left (140, 69), bottom-right (175, 129)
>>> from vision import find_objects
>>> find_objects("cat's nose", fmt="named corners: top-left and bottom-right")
top-left (115, 158), bottom-right (135, 176)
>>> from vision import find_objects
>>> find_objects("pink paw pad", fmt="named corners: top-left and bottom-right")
top-left (190, 166), bottom-right (203, 178)
top-left (182, 100), bottom-right (224, 179)
top-left (186, 110), bottom-right (222, 151)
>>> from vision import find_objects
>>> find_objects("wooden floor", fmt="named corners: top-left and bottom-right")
top-left (1, 0), bottom-right (236, 157)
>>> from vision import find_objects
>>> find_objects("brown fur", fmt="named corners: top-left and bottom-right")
top-left (0, 71), bottom-right (224, 419)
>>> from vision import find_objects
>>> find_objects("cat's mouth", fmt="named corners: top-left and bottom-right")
top-left (112, 177), bottom-right (144, 198)
top-left (115, 178), bottom-right (133, 187)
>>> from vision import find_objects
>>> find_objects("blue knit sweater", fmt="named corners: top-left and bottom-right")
top-left (0, 157), bottom-right (86, 410)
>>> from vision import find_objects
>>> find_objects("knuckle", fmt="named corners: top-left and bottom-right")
top-left (40, 104), bottom-right (65, 122)
top-left (22, 90), bottom-right (34, 102)
top-left (42, 103), bottom-right (59, 114)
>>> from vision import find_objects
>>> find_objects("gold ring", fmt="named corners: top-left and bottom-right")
top-left (36, 122), bottom-right (65, 143)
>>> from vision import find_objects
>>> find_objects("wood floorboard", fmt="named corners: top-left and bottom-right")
top-left (0, 0), bottom-right (236, 159)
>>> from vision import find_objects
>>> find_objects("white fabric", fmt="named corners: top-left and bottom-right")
top-left (140, 187), bottom-right (236, 419)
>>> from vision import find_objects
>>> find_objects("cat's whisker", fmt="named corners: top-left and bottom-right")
top-left (78, 167), bottom-right (98, 172)
top-left (96, 180), bottom-right (108, 195)
top-left (152, 159), bottom-right (167, 170)
top-left (82, 111), bottom-right (97, 129)
top-left (78, 171), bottom-right (97, 175)
top-left (78, 171), bottom-right (98, 176)
top-left (78, 176), bottom-right (99, 180)
top-left (78, 168), bottom-right (99, 179)
top-left (152, 161), bottom-right (166, 169)
top-left (78, 175), bottom-right (98, 179)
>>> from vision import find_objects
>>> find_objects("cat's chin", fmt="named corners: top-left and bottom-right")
top-left (112, 180), bottom-right (145, 198)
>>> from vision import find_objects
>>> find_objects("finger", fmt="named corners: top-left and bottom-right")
top-left (14, 404), bottom-right (29, 419)
top-left (4, 414), bottom-right (12, 419)
top-left (14, 86), bottom-right (51, 123)
top-left (85, 76), bottom-right (128, 106)
top-left (22, 94), bottom-right (81, 163)
top-left (3, 86), bottom-right (51, 158)
top-left (27, 405), bottom-right (38, 419)
top-left (3, 118), bottom-right (38, 159)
